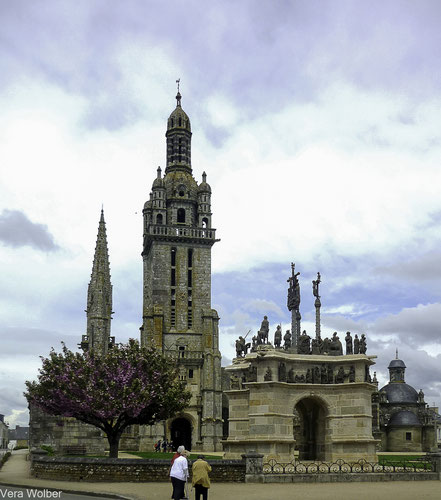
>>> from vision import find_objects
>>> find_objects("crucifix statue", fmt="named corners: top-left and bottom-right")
top-left (287, 262), bottom-right (301, 349)
top-left (312, 272), bottom-right (321, 340)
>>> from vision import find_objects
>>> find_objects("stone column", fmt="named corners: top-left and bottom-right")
top-left (241, 452), bottom-right (264, 483)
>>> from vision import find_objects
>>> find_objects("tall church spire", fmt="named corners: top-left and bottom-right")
top-left (81, 209), bottom-right (114, 355)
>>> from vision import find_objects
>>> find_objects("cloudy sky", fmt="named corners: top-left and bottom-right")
top-left (1, 0), bottom-right (441, 428)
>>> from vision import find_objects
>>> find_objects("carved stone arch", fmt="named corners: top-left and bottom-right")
top-left (292, 393), bottom-right (330, 461)
top-left (169, 412), bottom-right (194, 451)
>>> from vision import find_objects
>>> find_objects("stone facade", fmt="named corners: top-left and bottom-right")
top-left (28, 406), bottom-right (105, 456)
top-left (224, 347), bottom-right (378, 462)
top-left (139, 91), bottom-right (223, 452)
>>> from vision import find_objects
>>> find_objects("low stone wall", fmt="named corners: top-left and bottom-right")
top-left (30, 456), bottom-right (245, 483)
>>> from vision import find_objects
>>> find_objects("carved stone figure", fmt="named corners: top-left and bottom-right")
top-left (314, 366), bottom-right (321, 383)
top-left (306, 369), bottom-right (312, 383)
top-left (248, 365), bottom-right (257, 382)
top-left (251, 335), bottom-right (258, 352)
top-left (274, 325), bottom-right (282, 348)
top-left (287, 265), bottom-right (301, 311)
top-left (348, 365), bottom-right (355, 383)
top-left (353, 334), bottom-right (360, 354)
top-left (235, 336), bottom-right (245, 357)
top-left (329, 332), bottom-right (343, 356)
top-left (259, 316), bottom-right (269, 344)
top-left (312, 272), bottom-right (321, 298)
top-left (311, 338), bottom-right (321, 355)
top-left (345, 332), bottom-right (353, 355)
top-left (321, 364), bottom-right (327, 384)
top-left (230, 373), bottom-right (240, 389)
top-left (284, 330), bottom-right (292, 350)
top-left (287, 368), bottom-right (295, 383)
top-left (359, 334), bottom-right (367, 354)
top-left (327, 364), bottom-right (333, 383)
top-left (365, 365), bottom-right (371, 382)
top-left (372, 371), bottom-right (378, 384)
top-left (264, 367), bottom-right (272, 381)
top-left (298, 330), bottom-right (311, 354)
top-left (322, 337), bottom-right (330, 354)
top-left (418, 389), bottom-right (425, 404)
top-left (279, 362), bottom-right (287, 382)
top-left (335, 366), bottom-right (345, 384)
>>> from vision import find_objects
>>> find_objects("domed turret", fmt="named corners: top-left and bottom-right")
top-left (198, 171), bottom-right (212, 194)
top-left (167, 92), bottom-right (191, 132)
top-left (152, 166), bottom-right (164, 189)
top-left (165, 92), bottom-right (192, 173)
top-left (379, 352), bottom-right (418, 403)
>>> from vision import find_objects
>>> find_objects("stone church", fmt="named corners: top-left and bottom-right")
top-left (28, 89), bottom-right (439, 460)
top-left (29, 90), bottom-right (223, 454)
top-left (372, 352), bottom-right (438, 453)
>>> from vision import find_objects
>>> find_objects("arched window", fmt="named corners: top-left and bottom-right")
top-left (177, 208), bottom-right (186, 223)
top-left (202, 217), bottom-right (208, 228)
top-left (179, 117), bottom-right (182, 126)
top-left (156, 213), bottom-right (163, 224)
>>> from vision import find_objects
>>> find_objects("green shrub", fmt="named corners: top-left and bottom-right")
top-left (40, 445), bottom-right (55, 456)
top-left (0, 452), bottom-right (11, 469)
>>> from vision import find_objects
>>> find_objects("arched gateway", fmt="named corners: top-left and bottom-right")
top-left (294, 397), bottom-right (328, 460)
top-left (171, 417), bottom-right (192, 451)
top-left (223, 348), bottom-right (378, 462)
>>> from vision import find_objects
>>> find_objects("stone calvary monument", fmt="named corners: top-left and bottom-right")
top-left (223, 264), bottom-right (378, 462)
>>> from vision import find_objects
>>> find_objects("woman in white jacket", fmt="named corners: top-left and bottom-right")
top-left (170, 445), bottom-right (188, 500)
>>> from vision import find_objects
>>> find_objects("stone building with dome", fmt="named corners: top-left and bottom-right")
top-left (372, 353), bottom-right (438, 452)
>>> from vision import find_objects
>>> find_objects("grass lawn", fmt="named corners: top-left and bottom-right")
top-left (377, 454), bottom-right (432, 470)
top-left (129, 451), bottom-right (223, 460)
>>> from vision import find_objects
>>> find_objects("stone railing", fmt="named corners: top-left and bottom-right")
top-left (146, 224), bottom-right (217, 241)
top-left (164, 350), bottom-right (205, 365)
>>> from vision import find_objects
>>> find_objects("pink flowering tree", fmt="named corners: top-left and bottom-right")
top-left (25, 339), bottom-right (191, 458)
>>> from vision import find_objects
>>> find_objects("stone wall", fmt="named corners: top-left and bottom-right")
top-left (31, 456), bottom-right (245, 483)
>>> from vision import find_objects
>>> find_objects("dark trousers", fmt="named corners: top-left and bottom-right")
top-left (171, 476), bottom-right (186, 500)
top-left (194, 484), bottom-right (208, 500)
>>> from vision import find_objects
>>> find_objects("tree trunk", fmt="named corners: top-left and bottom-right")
top-left (107, 431), bottom-right (121, 458)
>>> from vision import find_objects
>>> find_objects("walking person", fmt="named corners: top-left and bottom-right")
top-left (169, 445), bottom-right (188, 500)
top-left (192, 455), bottom-right (211, 500)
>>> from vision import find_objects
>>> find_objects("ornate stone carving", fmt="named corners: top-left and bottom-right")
top-left (264, 367), bottom-right (272, 381)
top-left (359, 333), bottom-right (367, 354)
top-left (274, 325), bottom-right (282, 348)
top-left (283, 330), bottom-right (292, 350)
top-left (335, 366), bottom-right (346, 384)
top-left (353, 334), bottom-right (360, 354)
top-left (298, 330), bottom-right (311, 354)
top-left (348, 365), bottom-right (355, 383)
top-left (345, 332), bottom-right (353, 355)
top-left (258, 316), bottom-right (269, 344)
top-left (279, 362), bottom-right (287, 382)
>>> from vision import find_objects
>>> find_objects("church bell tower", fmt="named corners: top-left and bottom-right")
top-left (140, 89), bottom-right (222, 451)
